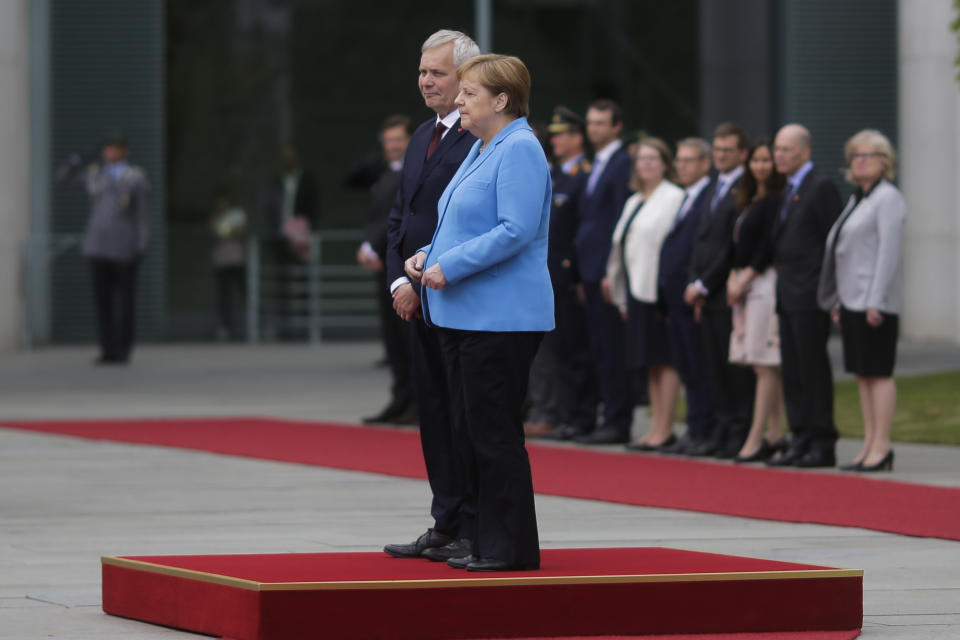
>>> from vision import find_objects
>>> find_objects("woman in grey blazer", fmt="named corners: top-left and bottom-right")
top-left (817, 130), bottom-right (906, 472)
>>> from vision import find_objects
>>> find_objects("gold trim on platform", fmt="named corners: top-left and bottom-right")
top-left (102, 557), bottom-right (263, 591)
top-left (102, 556), bottom-right (862, 593)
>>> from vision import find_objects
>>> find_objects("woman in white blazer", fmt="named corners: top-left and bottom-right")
top-left (817, 129), bottom-right (906, 472)
top-left (603, 138), bottom-right (686, 451)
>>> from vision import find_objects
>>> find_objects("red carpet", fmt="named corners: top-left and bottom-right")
top-left (5, 417), bottom-right (959, 540)
top-left (102, 548), bottom-right (862, 639)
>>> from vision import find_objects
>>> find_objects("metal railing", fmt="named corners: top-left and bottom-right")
top-left (20, 229), bottom-right (379, 346)
top-left (246, 229), bottom-right (379, 343)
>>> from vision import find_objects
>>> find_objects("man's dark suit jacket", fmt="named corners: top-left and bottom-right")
top-left (548, 159), bottom-right (589, 290)
top-left (386, 118), bottom-right (476, 295)
top-left (573, 146), bottom-right (632, 283)
top-left (342, 154), bottom-right (400, 258)
top-left (773, 168), bottom-right (843, 312)
top-left (687, 176), bottom-right (741, 309)
top-left (659, 183), bottom-right (711, 308)
top-left (265, 171), bottom-right (319, 236)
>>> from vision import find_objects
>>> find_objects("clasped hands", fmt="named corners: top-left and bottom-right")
top-left (405, 251), bottom-right (447, 290)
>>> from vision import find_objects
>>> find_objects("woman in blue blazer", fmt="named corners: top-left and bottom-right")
top-left (405, 54), bottom-right (552, 572)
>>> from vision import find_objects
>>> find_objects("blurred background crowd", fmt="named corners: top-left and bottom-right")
top-left (0, 0), bottom-right (957, 357)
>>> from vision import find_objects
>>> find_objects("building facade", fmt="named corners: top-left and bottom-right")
top-left (1, 0), bottom-right (958, 350)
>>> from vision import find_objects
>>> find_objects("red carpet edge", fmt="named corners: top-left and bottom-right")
top-left (4, 416), bottom-right (958, 542)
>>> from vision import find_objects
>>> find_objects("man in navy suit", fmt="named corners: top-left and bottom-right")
top-left (525, 106), bottom-right (598, 439)
top-left (561, 99), bottom-right (634, 445)
top-left (382, 30), bottom-right (480, 562)
top-left (684, 122), bottom-right (756, 458)
top-left (658, 138), bottom-right (716, 455)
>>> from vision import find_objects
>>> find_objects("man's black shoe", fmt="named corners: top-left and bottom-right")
top-left (574, 426), bottom-right (629, 445)
top-left (686, 439), bottom-right (719, 457)
top-left (389, 406), bottom-right (419, 426)
top-left (541, 424), bottom-right (589, 441)
top-left (766, 446), bottom-right (806, 467)
top-left (659, 434), bottom-right (695, 455)
top-left (794, 449), bottom-right (836, 468)
top-left (383, 529), bottom-right (453, 558)
top-left (466, 557), bottom-right (539, 572)
top-left (422, 538), bottom-right (472, 562)
top-left (362, 404), bottom-right (405, 424)
top-left (714, 439), bottom-right (744, 460)
top-left (446, 554), bottom-right (476, 569)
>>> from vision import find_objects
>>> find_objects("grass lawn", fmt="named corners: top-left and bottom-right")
top-left (835, 370), bottom-right (960, 446)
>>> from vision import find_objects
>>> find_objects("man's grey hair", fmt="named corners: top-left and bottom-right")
top-left (676, 137), bottom-right (711, 159)
top-left (422, 30), bottom-right (480, 67)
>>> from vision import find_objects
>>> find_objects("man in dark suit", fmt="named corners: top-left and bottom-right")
top-left (766, 123), bottom-right (843, 468)
top-left (658, 138), bottom-right (715, 454)
top-left (559, 99), bottom-right (634, 445)
top-left (525, 107), bottom-right (598, 439)
top-left (343, 115), bottom-right (416, 425)
top-left (684, 122), bottom-right (756, 458)
top-left (382, 29), bottom-right (480, 562)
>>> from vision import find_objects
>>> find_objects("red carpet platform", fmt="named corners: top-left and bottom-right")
top-left (6, 417), bottom-right (959, 541)
top-left (102, 547), bottom-right (862, 640)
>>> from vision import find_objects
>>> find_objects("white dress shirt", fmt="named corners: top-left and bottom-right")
top-left (585, 139), bottom-right (623, 196)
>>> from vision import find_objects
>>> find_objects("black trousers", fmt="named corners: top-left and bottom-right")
top-left (376, 271), bottom-right (415, 413)
top-left (663, 293), bottom-right (714, 440)
top-left (90, 258), bottom-right (139, 362)
top-left (778, 309), bottom-right (838, 451)
top-left (438, 328), bottom-right (542, 567)
top-left (527, 284), bottom-right (597, 428)
top-left (699, 303), bottom-right (755, 445)
top-left (410, 317), bottom-right (471, 538)
top-left (214, 265), bottom-right (245, 338)
top-left (581, 281), bottom-right (633, 433)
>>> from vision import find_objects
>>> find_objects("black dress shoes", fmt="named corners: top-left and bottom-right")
top-left (389, 406), bottom-right (419, 426)
top-left (658, 434), bottom-right (695, 455)
top-left (541, 424), bottom-right (589, 441)
top-left (422, 538), bottom-right (472, 562)
top-left (686, 438), bottom-right (719, 457)
top-left (794, 448), bottom-right (836, 468)
top-left (574, 426), bottom-right (629, 445)
top-left (446, 554), bottom-right (476, 569)
top-left (766, 446), bottom-right (806, 467)
top-left (624, 434), bottom-right (677, 452)
top-left (384, 529), bottom-right (453, 558)
top-left (362, 405), bottom-right (403, 424)
top-left (465, 557), bottom-right (540, 572)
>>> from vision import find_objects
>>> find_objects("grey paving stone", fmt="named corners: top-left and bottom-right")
top-left (0, 341), bottom-right (958, 639)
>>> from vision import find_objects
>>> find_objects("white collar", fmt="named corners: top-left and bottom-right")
top-left (436, 109), bottom-right (461, 130)
top-left (718, 165), bottom-right (744, 184)
top-left (685, 175), bottom-right (711, 201)
top-left (593, 139), bottom-right (622, 165)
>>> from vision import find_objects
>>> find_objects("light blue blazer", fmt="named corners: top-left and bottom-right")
top-left (420, 117), bottom-right (554, 332)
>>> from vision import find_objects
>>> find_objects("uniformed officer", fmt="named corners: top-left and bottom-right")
top-left (80, 131), bottom-right (150, 364)
top-left (529, 107), bottom-right (598, 440)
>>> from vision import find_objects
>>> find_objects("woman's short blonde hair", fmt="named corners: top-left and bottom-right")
top-left (629, 137), bottom-right (676, 192)
top-left (844, 129), bottom-right (896, 184)
top-left (456, 54), bottom-right (530, 118)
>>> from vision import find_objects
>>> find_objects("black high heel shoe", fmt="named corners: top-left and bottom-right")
top-left (859, 450), bottom-right (894, 472)
top-left (839, 460), bottom-right (863, 471)
top-left (733, 440), bottom-right (774, 464)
